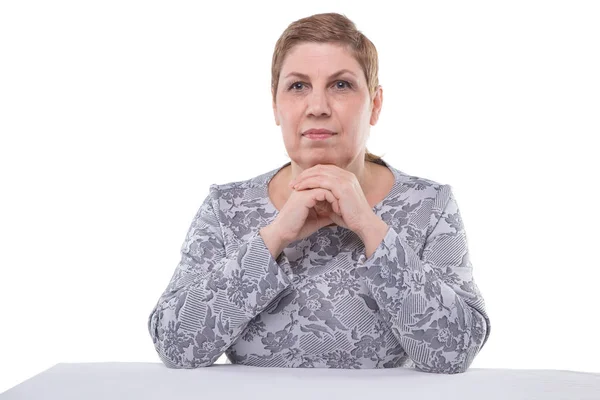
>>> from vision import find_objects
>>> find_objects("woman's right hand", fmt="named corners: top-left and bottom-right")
top-left (273, 187), bottom-right (341, 246)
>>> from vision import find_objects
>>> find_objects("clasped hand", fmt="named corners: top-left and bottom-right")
top-left (288, 164), bottom-right (376, 235)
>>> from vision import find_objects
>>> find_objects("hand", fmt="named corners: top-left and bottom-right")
top-left (271, 186), bottom-right (344, 246)
top-left (288, 164), bottom-right (378, 236)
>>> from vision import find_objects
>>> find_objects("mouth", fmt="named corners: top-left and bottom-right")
top-left (303, 132), bottom-right (336, 140)
top-left (302, 129), bottom-right (337, 140)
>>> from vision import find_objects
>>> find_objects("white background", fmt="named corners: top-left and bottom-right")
top-left (1, 0), bottom-right (599, 393)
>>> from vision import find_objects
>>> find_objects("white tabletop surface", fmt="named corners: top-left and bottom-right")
top-left (1, 362), bottom-right (599, 400)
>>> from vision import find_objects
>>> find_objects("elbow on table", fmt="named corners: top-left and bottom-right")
top-left (151, 334), bottom-right (221, 368)
top-left (414, 363), bottom-right (470, 375)
top-left (412, 349), bottom-right (480, 375)
top-left (148, 310), bottom-right (221, 368)
top-left (155, 347), bottom-right (219, 369)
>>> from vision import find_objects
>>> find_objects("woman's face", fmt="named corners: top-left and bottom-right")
top-left (273, 42), bottom-right (382, 169)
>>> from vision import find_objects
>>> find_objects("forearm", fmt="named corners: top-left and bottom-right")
top-left (358, 215), bottom-right (390, 259)
top-left (259, 223), bottom-right (287, 260)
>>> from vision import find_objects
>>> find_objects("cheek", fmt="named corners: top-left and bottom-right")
top-left (279, 100), bottom-right (301, 119)
top-left (281, 109), bottom-right (298, 121)
top-left (277, 104), bottom-right (300, 123)
top-left (282, 131), bottom-right (299, 147)
top-left (343, 97), bottom-right (366, 113)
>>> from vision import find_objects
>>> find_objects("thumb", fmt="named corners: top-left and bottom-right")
top-left (328, 212), bottom-right (347, 229)
top-left (316, 214), bottom-right (336, 230)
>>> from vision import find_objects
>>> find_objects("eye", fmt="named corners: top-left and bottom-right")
top-left (288, 81), bottom-right (305, 91)
top-left (287, 80), bottom-right (353, 92)
top-left (335, 81), bottom-right (352, 90)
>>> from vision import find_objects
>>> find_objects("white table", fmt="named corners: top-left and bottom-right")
top-left (1, 362), bottom-right (598, 399)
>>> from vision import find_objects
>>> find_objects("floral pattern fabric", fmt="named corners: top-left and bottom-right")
top-left (147, 159), bottom-right (491, 373)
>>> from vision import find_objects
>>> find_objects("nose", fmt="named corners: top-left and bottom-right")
top-left (306, 88), bottom-right (331, 117)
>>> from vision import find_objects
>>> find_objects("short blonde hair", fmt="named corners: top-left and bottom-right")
top-left (271, 12), bottom-right (385, 163)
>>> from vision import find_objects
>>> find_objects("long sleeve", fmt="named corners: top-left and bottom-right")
top-left (147, 185), bottom-right (293, 368)
top-left (355, 184), bottom-right (491, 374)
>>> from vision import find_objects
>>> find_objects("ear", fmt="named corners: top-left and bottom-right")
top-left (272, 97), bottom-right (280, 126)
top-left (369, 85), bottom-right (383, 126)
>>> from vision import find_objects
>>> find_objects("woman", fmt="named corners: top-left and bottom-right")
top-left (147, 12), bottom-right (491, 374)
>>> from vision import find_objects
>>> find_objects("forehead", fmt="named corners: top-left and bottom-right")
top-left (281, 42), bottom-right (362, 77)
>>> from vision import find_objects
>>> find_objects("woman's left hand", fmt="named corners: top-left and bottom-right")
top-left (288, 164), bottom-right (376, 235)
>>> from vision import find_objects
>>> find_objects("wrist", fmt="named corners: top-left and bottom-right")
top-left (358, 215), bottom-right (389, 259)
top-left (260, 223), bottom-right (287, 259)
top-left (357, 214), bottom-right (383, 240)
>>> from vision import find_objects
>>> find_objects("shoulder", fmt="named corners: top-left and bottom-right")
top-left (391, 165), bottom-right (449, 200)
top-left (201, 170), bottom-right (278, 242)
top-left (202, 168), bottom-right (278, 220)
top-left (207, 169), bottom-right (274, 197)
top-left (370, 158), bottom-right (446, 197)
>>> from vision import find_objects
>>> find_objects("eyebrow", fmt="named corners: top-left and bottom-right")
top-left (284, 69), bottom-right (358, 80)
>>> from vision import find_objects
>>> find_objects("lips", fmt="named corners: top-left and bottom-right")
top-left (304, 133), bottom-right (335, 140)
top-left (302, 129), bottom-right (336, 136)
top-left (302, 128), bottom-right (336, 140)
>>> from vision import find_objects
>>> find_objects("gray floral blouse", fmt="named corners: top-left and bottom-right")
top-left (147, 158), bottom-right (491, 373)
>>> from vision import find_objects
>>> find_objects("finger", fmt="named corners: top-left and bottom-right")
top-left (309, 189), bottom-right (326, 208)
top-left (318, 190), bottom-right (328, 203)
top-left (308, 188), bottom-right (338, 215)
top-left (321, 190), bottom-right (341, 215)
top-left (290, 167), bottom-right (328, 187)
top-left (295, 177), bottom-right (335, 194)
top-left (310, 189), bottom-right (324, 208)
top-left (325, 190), bottom-right (340, 214)
top-left (324, 190), bottom-right (338, 212)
